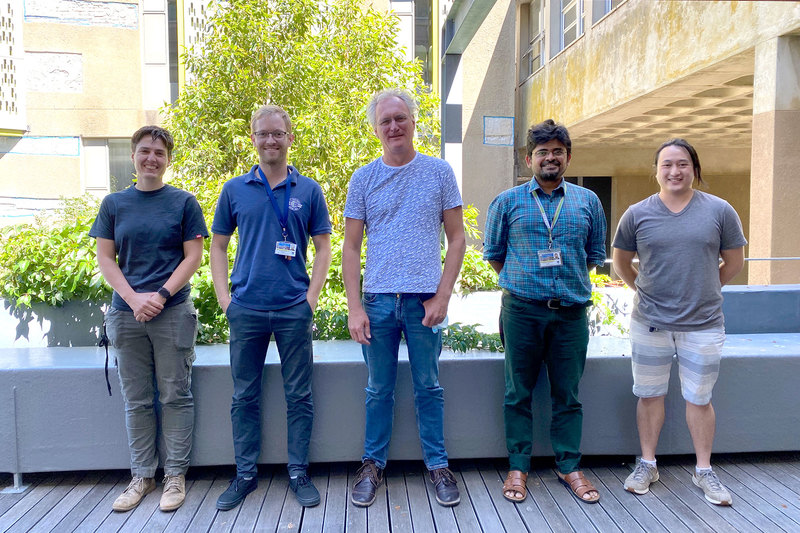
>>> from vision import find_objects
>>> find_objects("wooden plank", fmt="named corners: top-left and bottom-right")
top-left (49, 470), bottom-right (121, 533)
top-left (344, 463), bottom-right (367, 533)
top-left (540, 469), bottom-right (602, 533)
top-left (674, 463), bottom-right (791, 533)
top-left (476, 461), bottom-right (532, 532)
top-left (6, 473), bottom-right (85, 533)
top-left (321, 463), bottom-right (348, 533)
top-left (746, 460), bottom-right (800, 502)
top-left (0, 473), bottom-right (47, 517)
top-left (366, 465), bottom-right (389, 533)
top-left (186, 476), bottom-right (234, 531)
top-left (607, 465), bottom-right (691, 533)
top-left (720, 459), bottom-right (800, 517)
top-left (592, 466), bottom-right (667, 533)
top-left (30, 471), bottom-right (105, 533)
top-left (385, 464), bottom-right (413, 533)
top-left (0, 473), bottom-right (63, 532)
top-left (114, 478), bottom-right (161, 533)
top-left (458, 461), bottom-right (506, 533)
top-left (584, 467), bottom-right (646, 533)
top-left (158, 470), bottom-right (215, 532)
top-left (73, 475), bottom-right (132, 532)
top-left (277, 475), bottom-right (304, 532)
top-left (139, 478), bottom-right (197, 533)
top-left (448, 469), bottom-right (483, 533)
top-left (253, 469), bottom-right (289, 531)
top-left (558, 468), bottom-right (622, 533)
top-left (422, 465), bottom-right (459, 533)
top-left (524, 467), bottom-right (573, 532)
top-left (297, 465), bottom-right (328, 532)
top-left (657, 464), bottom-right (755, 533)
top-left (715, 460), bottom-right (800, 530)
top-left (403, 464), bottom-right (436, 533)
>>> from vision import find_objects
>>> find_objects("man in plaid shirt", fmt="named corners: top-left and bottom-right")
top-left (484, 119), bottom-right (606, 505)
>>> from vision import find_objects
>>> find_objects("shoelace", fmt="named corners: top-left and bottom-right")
top-left (356, 463), bottom-right (380, 484)
top-left (432, 469), bottom-right (456, 486)
top-left (124, 477), bottom-right (146, 494)
top-left (294, 474), bottom-right (312, 487)
top-left (699, 471), bottom-right (723, 491)
top-left (631, 463), bottom-right (653, 483)
top-left (163, 476), bottom-right (182, 493)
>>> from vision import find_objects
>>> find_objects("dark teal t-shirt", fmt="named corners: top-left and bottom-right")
top-left (89, 184), bottom-right (209, 311)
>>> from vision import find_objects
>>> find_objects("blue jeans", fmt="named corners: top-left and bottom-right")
top-left (361, 293), bottom-right (448, 471)
top-left (105, 300), bottom-right (197, 478)
top-left (227, 299), bottom-right (314, 478)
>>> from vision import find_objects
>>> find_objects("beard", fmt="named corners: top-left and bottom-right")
top-left (538, 168), bottom-right (562, 182)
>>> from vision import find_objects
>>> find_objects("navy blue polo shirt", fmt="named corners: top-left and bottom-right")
top-left (212, 165), bottom-right (331, 311)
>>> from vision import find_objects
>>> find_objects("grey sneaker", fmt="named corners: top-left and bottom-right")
top-left (692, 470), bottom-right (732, 506)
top-left (112, 476), bottom-right (156, 512)
top-left (624, 458), bottom-right (659, 495)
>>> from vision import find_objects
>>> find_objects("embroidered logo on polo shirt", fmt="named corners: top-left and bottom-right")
top-left (289, 198), bottom-right (303, 211)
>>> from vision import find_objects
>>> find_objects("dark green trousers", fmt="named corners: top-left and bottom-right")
top-left (501, 291), bottom-right (589, 474)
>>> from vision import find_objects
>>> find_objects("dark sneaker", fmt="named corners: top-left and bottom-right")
top-left (216, 476), bottom-right (258, 510)
top-left (351, 459), bottom-right (384, 507)
top-left (289, 474), bottom-right (320, 507)
top-left (430, 468), bottom-right (460, 506)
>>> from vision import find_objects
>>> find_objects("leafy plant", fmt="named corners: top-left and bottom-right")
top-left (442, 323), bottom-right (503, 353)
top-left (456, 205), bottom-right (498, 293)
top-left (589, 271), bottom-right (628, 336)
top-left (165, 0), bottom-right (439, 231)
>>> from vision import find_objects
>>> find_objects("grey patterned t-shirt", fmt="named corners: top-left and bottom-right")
top-left (344, 153), bottom-right (463, 293)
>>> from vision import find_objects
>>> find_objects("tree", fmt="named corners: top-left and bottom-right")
top-left (165, 0), bottom-right (440, 230)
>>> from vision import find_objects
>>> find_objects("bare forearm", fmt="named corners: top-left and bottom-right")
top-left (307, 240), bottom-right (332, 305)
top-left (209, 238), bottom-right (231, 305)
top-left (342, 248), bottom-right (362, 308)
top-left (97, 255), bottom-right (136, 301)
top-left (488, 260), bottom-right (503, 275)
top-left (437, 238), bottom-right (466, 298)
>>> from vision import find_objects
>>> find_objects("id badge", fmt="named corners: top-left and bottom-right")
top-left (537, 249), bottom-right (562, 268)
top-left (275, 241), bottom-right (297, 257)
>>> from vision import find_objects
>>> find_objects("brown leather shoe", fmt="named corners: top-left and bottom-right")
top-left (160, 474), bottom-right (186, 511)
top-left (351, 460), bottom-right (383, 507)
top-left (112, 476), bottom-right (156, 512)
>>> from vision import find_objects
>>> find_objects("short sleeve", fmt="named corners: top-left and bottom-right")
top-left (440, 163), bottom-right (462, 211)
top-left (89, 196), bottom-right (115, 240)
top-left (309, 183), bottom-right (333, 236)
top-left (211, 184), bottom-right (236, 235)
top-left (612, 207), bottom-right (637, 252)
top-left (720, 202), bottom-right (747, 250)
top-left (343, 169), bottom-right (366, 221)
top-left (182, 195), bottom-right (210, 241)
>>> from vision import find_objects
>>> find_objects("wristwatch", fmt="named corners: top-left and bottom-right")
top-left (157, 286), bottom-right (171, 299)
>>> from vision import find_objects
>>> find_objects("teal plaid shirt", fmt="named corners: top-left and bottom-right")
top-left (483, 179), bottom-right (606, 305)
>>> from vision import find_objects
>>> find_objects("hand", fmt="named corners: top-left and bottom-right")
top-left (347, 305), bottom-right (371, 345)
top-left (128, 292), bottom-right (164, 322)
top-left (218, 294), bottom-right (232, 314)
top-left (306, 293), bottom-right (319, 313)
top-left (422, 294), bottom-right (449, 328)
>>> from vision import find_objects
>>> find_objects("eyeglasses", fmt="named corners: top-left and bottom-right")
top-left (533, 148), bottom-right (567, 158)
top-left (254, 130), bottom-right (288, 140)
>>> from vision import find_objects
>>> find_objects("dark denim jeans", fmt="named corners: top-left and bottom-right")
top-left (361, 292), bottom-right (448, 471)
top-left (227, 299), bottom-right (314, 478)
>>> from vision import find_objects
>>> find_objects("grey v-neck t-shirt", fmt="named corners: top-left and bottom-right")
top-left (613, 191), bottom-right (747, 331)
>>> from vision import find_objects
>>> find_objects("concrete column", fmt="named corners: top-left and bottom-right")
top-left (749, 36), bottom-right (800, 284)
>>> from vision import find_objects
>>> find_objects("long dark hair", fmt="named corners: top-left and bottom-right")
top-left (653, 138), bottom-right (703, 185)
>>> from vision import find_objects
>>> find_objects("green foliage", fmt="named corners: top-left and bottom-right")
top-left (457, 205), bottom-right (498, 293)
top-left (192, 265), bottom-right (229, 344)
top-left (442, 323), bottom-right (503, 353)
top-left (165, 0), bottom-right (439, 231)
top-left (0, 196), bottom-right (109, 308)
top-left (589, 271), bottom-right (628, 335)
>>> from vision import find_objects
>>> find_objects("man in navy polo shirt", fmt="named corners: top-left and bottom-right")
top-left (210, 105), bottom-right (332, 510)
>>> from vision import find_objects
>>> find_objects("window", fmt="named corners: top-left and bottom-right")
top-left (561, 0), bottom-right (584, 50)
top-left (520, 0), bottom-right (544, 81)
top-left (592, 0), bottom-right (624, 24)
top-left (83, 139), bottom-right (135, 195)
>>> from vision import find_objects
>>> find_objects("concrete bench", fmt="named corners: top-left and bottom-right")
top-left (2, 333), bottom-right (799, 480)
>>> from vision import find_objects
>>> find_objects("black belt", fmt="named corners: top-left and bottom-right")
top-left (504, 290), bottom-right (588, 310)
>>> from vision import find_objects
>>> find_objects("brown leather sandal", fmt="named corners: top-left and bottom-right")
top-left (557, 471), bottom-right (600, 504)
top-left (502, 470), bottom-right (528, 502)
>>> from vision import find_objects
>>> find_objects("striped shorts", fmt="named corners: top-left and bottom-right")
top-left (629, 318), bottom-right (725, 405)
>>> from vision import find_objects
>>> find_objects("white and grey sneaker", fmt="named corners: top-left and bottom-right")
top-left (624, 458), bottom-right (659, 495)
top-left (692, 470), bottom-right (732, 506)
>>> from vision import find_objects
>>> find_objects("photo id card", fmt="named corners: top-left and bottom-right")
top-left (275, 241), bottom-right (297, 258)
top-left (538, 249), bottom-right (562, 268)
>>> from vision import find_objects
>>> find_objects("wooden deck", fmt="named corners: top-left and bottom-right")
top-left (2, 452), bottom-right (800, 532)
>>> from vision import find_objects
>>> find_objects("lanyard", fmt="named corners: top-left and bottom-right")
top-left (532, 186), bottom-right (565, 249)
top-left (257, 167), bottom-right (292, 241)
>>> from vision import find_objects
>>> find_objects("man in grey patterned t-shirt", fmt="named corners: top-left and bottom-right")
top-left (343, 88), bottom-right (466, 508)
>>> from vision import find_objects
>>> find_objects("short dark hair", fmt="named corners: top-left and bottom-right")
top-left (527, 119), bottom-right (572, 158)
top-left (653, 138), bottom-right (704, 185)
top-left (131, 126), bottom-right (174, 158)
